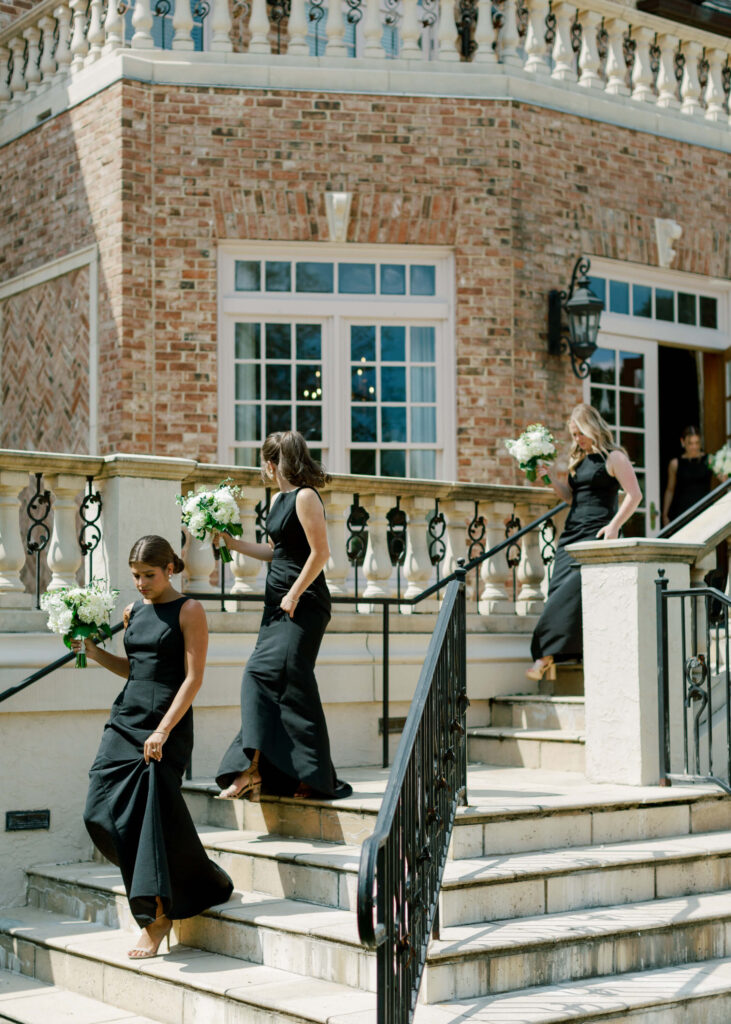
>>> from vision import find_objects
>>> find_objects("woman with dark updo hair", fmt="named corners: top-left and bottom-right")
top-left (74, 535), bottom-right (233, 959)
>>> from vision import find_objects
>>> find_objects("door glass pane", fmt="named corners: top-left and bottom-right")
top-left (352, 406), bottom-right (377, 442)
top-left (382, 406), bottom-right (407, 442)
top-left (297, 404), bottom-right (322, 441)
top-left (351, 325), bottom-right (376, 361)
top-left (351, 449), bottom-right (376, 475)
top-left (620, 430), bottom-right (645, 467)
top-left (382, 449), bottom-right (407, 476)
top-left (235, 363), bottom-right (260, 400)
top-left (296, 262), bottom-right (334, 292)
top-left (266, 364), bottom-right (291, 400)
top-left (678, 293), bottom-right (697, 325)
top-left (266, 323), bottom-right (291, 359)
top-left (381, 366), bottom-right (406, 402)
top-left (411, 326), bottom-right (435, 362)
top-left (296, 364), bottom-right (322, 400)
top-left (411, 366), bottom-right (435, 403)
top-left (590, 348), bottom-right (616, 385)
top-left (619, 351), bottom-right (644, 389)
top-left (620, 390), bottom-right (645, 428)
top-left (235, 447), bottom-right (258, 467)
top-left (587, 277), bottom-right (606, 305)
top-left (700, 296), bottom-right (718, 329)
top-left (266, 405), bottom-right (291, 433)
top-left (235, 322), bottom-right (261, 359)
top-left (590, 387), bottom-right (616, 424)
top-left (339, 263), bottom-right (376, 294)
top-left (381, 264), bottom-right (406, 295)
top-left (265, 261), bottom-right (291, 291)
top-left (235, 405), bottom-right (260, 440)
top-left (352, 366), bottom-right (376, 402)
top-left (655, 289), bottom-right (674, 322)
top-left (633, 285), bottom-right (652, 318)
top-left (622, 512), bottom-right (645, 538)
top-left (410, 265), bottom-right (435, 296)
top-left (235, 260), bottom-right (260, 291)
top-left (410, 450), bottom-right (436, 479)
top-left (382, 325), bottom-right (406, 362)
top-left (296, 324), bottom-right (321, 360)
top-left (609, 280), bottom-right (629, 314)
top-left (411, 406), bottom-right (436, 442)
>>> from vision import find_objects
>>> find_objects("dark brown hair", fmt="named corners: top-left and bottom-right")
top-left (680, 425), bottom-right (701, 440)
top-left (261, 430), bottom-right (330, 489)
top-left (128, 535), bottom-right (185, 574)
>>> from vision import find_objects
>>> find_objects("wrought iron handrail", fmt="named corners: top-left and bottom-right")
top-left (656, 477), bottom-right (731, 538)
top-left (357, 569), bottom-right (468, 1023)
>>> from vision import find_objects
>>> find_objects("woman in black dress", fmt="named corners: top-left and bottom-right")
top-left (72, 535), bottom-right (233, 958)
top-left (215, 431), bottom-right (351, 801)
top-left (527, 404), bottom-right (642, 680)
top-left (661, 425), bottom-right (713, 526)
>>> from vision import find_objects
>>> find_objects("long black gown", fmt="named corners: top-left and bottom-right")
top-left (669, 455), bottom-right (712, 521)
top-left (531, 454), bottom-right (619, 662)
top-left (84, 596), bottom-right (233, 927)
top-left (216, 487), bottom-right (352, 799)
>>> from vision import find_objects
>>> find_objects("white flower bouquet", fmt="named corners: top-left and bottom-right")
top-left (177, 479), bottom-right (243, 563)
top-left (505, 423), bottom-right (557, 484)
top-left (708, 444), bottom-right (731, 479)
top-left (40, 579), bottom-right (119, 668)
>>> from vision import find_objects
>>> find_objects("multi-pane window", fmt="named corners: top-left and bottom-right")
top-left (234, 259), bottom-right (437, 297)
top-left (589, 276), bottom-right (718, 329)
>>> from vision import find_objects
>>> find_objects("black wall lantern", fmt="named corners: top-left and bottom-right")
top-left (548, 257), bottom-right (605, 379)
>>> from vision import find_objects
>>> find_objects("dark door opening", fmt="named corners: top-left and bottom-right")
top-left (658, 346), bottom-right (701, 501)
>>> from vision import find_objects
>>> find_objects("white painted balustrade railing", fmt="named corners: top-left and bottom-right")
top-left (0, 0), bottom-right (730, 127)
top-left (0, 450), bottom-right (558, 620)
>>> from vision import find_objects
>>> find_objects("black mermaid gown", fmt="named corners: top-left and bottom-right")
top-left (216, 487), bottom-right (351, 799)
top-left (531, 454), bottom-right (619, 662)
top-left (84, 596), bottom-right (233, 927)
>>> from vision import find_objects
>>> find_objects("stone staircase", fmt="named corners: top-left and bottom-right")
top-left (3, 765), bottom-right (731, 1022)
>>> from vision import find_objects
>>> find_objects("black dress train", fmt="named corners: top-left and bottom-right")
top-left (216, 487), bottom-right (352, 799)
top-left (84, 596), bottom-right (233, 927)
top-left (531, 454), bottom-right (619, 662)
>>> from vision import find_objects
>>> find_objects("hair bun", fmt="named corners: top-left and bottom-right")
top-left (172, 555), bottom-right (185, 575)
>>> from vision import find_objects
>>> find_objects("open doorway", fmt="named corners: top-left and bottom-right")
top-left (658, 346), bottom-right (701, 500)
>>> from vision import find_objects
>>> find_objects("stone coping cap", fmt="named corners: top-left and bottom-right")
top-left (567, 538), bottom-right (705, 563)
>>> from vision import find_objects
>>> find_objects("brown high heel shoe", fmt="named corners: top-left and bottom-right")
top-left (526, 657), bottom-right (554, 682)
top-left (216, 761), bottom-right (262, 801)
top-left (127, 915), bottom-right (173, 960)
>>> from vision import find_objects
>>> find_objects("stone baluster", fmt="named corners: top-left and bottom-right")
top-left (704, 48), bottom-right (726, 121)
top-left (604, 18), bottom-right (630, 96)
top-left (630, 26), bottom-right (655, 102)
top-left (550, 2), bottom-right (576, 81)
top-left (400, 0), bottom-right (422, 58)
top-left (248, 0), bottom-right (271, 52)
top-left (0, 48), bottom-right (10, 104)
top-left (403, 497), bottom-right (436, 609)
top-left (363, 0), bottom-right (384, 57)
top-left (69, 0), bottom-right (90, 68)
top-left (229, 487), bottom-right (264, 595)
top-left (436, 0), bottom-right (459, 62)
top-left (497, 0), bottom-right (521, 66)
top-left (680, 40), bottom-right (703, 115)
top-left (362, 495), bottom-right (395, 602)
top-left (479, 502), bottom-right (515, 615)
top-left (287, 0), bottom-right (310, 55)
top-left (473, 0), bottom-right (496, 64)
top-left (38, 17), bottom-right (58, 84)
top-left (515, 509), bottom-right (546, 615)
top-left (210, 0), bottom-right (234, 50)
top-left (172, 0), bottom-right (195, 50)
top-left (655, 33), bottom-right (680, 108)
top-left (577, 10), bottom-right (602, 88)
top-left (103, 0), bottom-right (126, 51)
top-left (45, 475), bottom-right (84, 591)
top-left (183, 533), bottom-right (218, 593)
top-left (53, 4), bottom-right (73, 77)
top-left (523, 0), bottom-right (550, 75)
top-left (0, 472), bottom-right (32, 607)
top-left (325, 0), bottom-right (348, 57)
top-left (323, 490), bottom-right (353, 607)
top-left (86, 0), bottom-right (106, 61)
top-left (130, 0), bottom-right (155, 48)
top-left (22, 27), bottom-right (41, 92)
top-left (8, 37), bottom-right (27, 101)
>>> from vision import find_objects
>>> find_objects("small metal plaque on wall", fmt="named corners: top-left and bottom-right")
top-left (5, 810), bottom-right (50, 832)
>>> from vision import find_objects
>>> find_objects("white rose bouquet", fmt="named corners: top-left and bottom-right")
top-left (177, 479), bottom-right (243, 563)
top-left (40, 579), bottom-right (119, 668)
top-left (708, 444), bottom-right (731, 480)
top-left (505, 423), bottom-right (557, 484)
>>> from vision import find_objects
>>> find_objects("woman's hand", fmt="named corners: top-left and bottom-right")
top-left (143, 728), bottom-right (169, 765)
top-left (280, 592), bottom-right (299, 619)
top-left (211, 530), bottom-right (229, 550)
top-left (69, 636), bottom-right (99, 662)
top-left (596, 522), bottom-right (620, 540)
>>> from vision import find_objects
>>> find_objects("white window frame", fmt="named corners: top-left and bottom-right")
top-left (217, 241), bottom-right (457, 478)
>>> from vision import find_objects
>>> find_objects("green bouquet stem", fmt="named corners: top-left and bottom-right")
top-left (542, 474), bottom-right (552, 485)
top-left (75, 650), bottom-right (87, 669)
top-left (219, 543), bottom-right (233, 564)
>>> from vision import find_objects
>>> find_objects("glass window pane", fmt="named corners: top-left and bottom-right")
top-left (620, 430), bottom-right (645, 467)
top-left (700, 296), bottom-right (718, 329)
top-left (655, 288), bottom-right (674, 322)
top-left (351, 449), bottom-right (376, 475)
top-left (410, 265), bottom-right (435, 296)
top-left (297, 404), bottom-right (322, 441)
top-left (633, 284), bottom-right (652, 318)
top-left (381, 366), bottom-right (406, 402)
top-left (619, 351), bottom-right (644, 389)
top-left (235, 260), bottom-right (260, 291)
top-left (352, 406), bottom-right (377, 442)
top-left (410, 450), bottom-right (436, 480)
top-left (382, 449), bottom-right (407, 477)
top-left (411, 406), bottom-right (436, 443)
top-left (296, 262), bottom-right (334, 293)
top-left (609, 280), bottom-right (629, 315)
top-left (634, 470), bottom-right (646, 502)
top-left (265, 261), bottom-right (291, 291)
top-left (351, 324), bottom-right (376, 362)
top-left (339, 263), bottom-right (376, 294)
top-left (296, 323), bottom-right (321, 360)
top-left (382, 406), bottom-right (407, 442)
top-left (382, 325), bottom-right (405, 362)
top-left (235, 405), bottom-right (260, 441)
top-left (235, 322), bottom-right (261, 360)
top-left (411, 326), bottom-right (435, 362)
top-left (620, 389), bottom-right (645, 429)
top-left (590, 348), bottom-right (615, 385)
top-left (591, 387), bottom-right (616, 424)
top-left (678, 293), bottom-right (697, 325)
top-left (381, 264), bottom-right (406, 295)
top-left (622, 512), bottom-right (645, 538)
top-left (234, 447), bottom-right (258, 467)
top-left (410, 366), bottom-right (435, 402)
top-left (266, 323), bottom-right (291, 359)
top-left (235, 363), bottom-right (260, 400)
top-left (352, 365), bottom-right (376, 402)
top-left (266, 364), bottom-right (291, 400)
top-left (296, 364), bottom-right (322, 401)
top-left (588, 277), bottom-right (606, 305)
top-left (266, 405), bottom-right (291, 433)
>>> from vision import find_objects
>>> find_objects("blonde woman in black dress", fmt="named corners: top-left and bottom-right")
top-left (215, 431), bottom-right (352, 801)
top-left (527, 404), bottom-right (642, 680)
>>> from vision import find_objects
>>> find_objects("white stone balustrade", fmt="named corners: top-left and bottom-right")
top-left (0, 471), bottom-right (32, 607)
top-left (402, 496), bottom-right (437, 608)
top-left (229, 486), bottom-right (264, 596)
top-left (44, 473), bottom-right (85, 591)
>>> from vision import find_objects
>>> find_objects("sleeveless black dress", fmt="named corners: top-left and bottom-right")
top-left (669, 455), bottom-right (712, 521)
top-left (531, 454), bottom-right (619, 662)
top-left (216, 487), bottom-right (352, 799)
top-left (83, 597), bottom-right (233, 927)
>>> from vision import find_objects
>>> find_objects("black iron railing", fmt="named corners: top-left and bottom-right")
top-left (656, 570), bottom-right (731, 794)
top-left (357, 569), bottom-right (468, 1024)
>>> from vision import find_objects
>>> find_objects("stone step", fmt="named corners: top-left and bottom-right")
top-left (490, 694), bottom-right (585, 731)
top-left (468, 727), bottom-right (586, 772)
top-left (540, 662), bottom-right (584, 697)
top-left (0, 965), bottom-right (159, 1023)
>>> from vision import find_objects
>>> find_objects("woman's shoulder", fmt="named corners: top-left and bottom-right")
top-left (178, 597), bottom-right (207, 629)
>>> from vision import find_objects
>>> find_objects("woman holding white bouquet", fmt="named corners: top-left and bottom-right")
top-left (73, 535), bottom-right (233, 958)
top-left (527, 404), bottom-right (642, 680)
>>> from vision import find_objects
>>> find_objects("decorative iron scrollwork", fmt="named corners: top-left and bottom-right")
top-left (383, 0), bottom-right (399, 27)
top-left (544, 1), bottom-right (556, 47)
top-left (674, 42), bottom-right (685, 82)
top-left (504, 511), bottom-right (522, 569)
top-left (26, 473), bottom-right (52, 610)
top-left (456, 0), bottom-right (478, 60)
top-left (698, 47), bottom-right (709, 91)
top-left (154, 0), bottom-right (172, 48)
top-left (467, 501), bottom-right (485, 561)
top-left (420, 0), bottom-right (438, 28)
top-left (539, 517), bottom-right (557, 567)
top-left (346, 493), bottom-right (370, 567)
top-left (255, 487), bottom-right (271, 543)
top-left (345, 0), bottom-right (363, 24)
top-left (649, 31), bottom-right (660, 76)
top-left (193, 0), bottom-right (211, 20)
top-left (386, 498), bottom-right (407, 567)
top-left (79, 476), bottom-right (103, 580)
top-left (570, 14), bottom-right (581, 54)
top-left (685, 654), bottom-right (708, 705)
top-left (268, 0), bottom-right (292, 53)
top-left (309, 0), bottom-right (325, 52)
top-left (722, 58), bottom-right (731, 98)
top-left (623, 25), bottom-right (636, 70)
top-left (597, 15), bottom-right (608, 61)
top-left (427, 498), bottom-right (446, 570)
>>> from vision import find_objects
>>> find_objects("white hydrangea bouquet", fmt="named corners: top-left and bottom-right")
top-left (505, 423), bottom-right (557, 484)
top-left (708, 444), bottom-right (731, 479)
top-left (40, 579), bottom-right (119, 668)
top-left (177, 479), bottom-right (242, 563)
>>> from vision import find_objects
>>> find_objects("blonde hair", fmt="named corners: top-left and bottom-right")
top-left (567, 403), bottom-right (625, 475)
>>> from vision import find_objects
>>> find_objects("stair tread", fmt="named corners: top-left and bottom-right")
top-left (469, 726), bottom-right (586, 742)
top-left (0, 965), bottom-right (160, 1023)
top-left (490, 695), bottom-right (585, 705)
